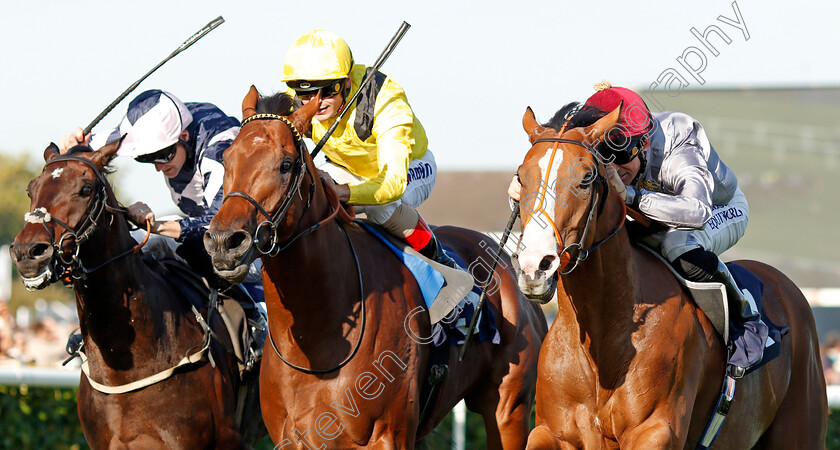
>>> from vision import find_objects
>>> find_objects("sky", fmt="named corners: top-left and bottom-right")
top-left (2, 0), bottom-right (838, 214)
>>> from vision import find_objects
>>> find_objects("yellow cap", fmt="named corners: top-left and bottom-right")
top-left (282, 30), bottom-right (354, 82)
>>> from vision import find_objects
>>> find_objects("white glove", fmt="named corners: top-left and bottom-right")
top-left (603, 165), bottom-right (627, 202)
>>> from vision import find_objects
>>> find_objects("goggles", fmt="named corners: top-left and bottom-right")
top-left (291, 78), bottom-right (345, 100)
top-left (599, 135), bottom-right (646, 165)
top-left (135, 142), bottom-right (178, 164)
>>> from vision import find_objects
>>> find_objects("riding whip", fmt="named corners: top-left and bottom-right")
top-left (82, 16), bottom-right (225, 135)
top-left (458, 204), bottom-right (520, 361)
top-left (310, 21), bottom-right (411, 159)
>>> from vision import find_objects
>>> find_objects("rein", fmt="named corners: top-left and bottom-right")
top-left (523, 136), bottom-right (625, 274)
top-left (24, 155), bottom-right (150, 286)
top-left (223, 112), bottom-right (364, 374)
top-left (223, 113), bottom-right (316, 256)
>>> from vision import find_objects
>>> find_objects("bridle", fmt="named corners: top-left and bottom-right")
top-left (521, 135), bottom-right (626, 275)
top-left (223, 113), bottom-right (332, 256)
top-left (23, 153), bottom-right (149, 287)
top-left (221, 113), bottom-right (365, 374)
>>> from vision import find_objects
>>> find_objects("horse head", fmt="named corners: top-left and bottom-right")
top-left (513, 104), bottom-right (626, 302)
top-left (204, 86), bottom-right (320, 283)
top-left (10, 139), bottom-right (124, 290)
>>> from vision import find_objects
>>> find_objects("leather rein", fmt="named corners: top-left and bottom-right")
top-left (24, 154), bottom-right (150, 286)
top-left (527, 137), bottom-right (626, 274)
top-left (221, 113), bottom-right (365, 374)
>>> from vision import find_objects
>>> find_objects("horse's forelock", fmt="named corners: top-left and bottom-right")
top-left (256, 92), bottom-right (298, 116)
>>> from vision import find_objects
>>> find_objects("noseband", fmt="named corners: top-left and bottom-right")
top-left (523, 137), bottom-right (626, 274)
top-left (223, 114), bottom-right (316, 256)
top-left (24, 154), bottom-right (145, 285)
top-left (222, 113), bottom-right (366, 374)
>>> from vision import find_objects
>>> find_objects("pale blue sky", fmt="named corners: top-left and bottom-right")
top-left (2, 0), bottom-right (837, 213)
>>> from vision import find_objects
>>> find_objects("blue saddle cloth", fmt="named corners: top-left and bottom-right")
top-left (357, 221), bottom-right (499, 348)
top-left (727, 263), bottom-right (789, 375)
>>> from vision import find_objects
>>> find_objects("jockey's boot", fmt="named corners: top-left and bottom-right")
top-left (383, 203), bottom-right (458, 269)
top-left (225, 284), bottom-right (266, 369)
top-left (408, 216), bottom-right (458, 269)
top-left (711, 258), bottom-right (768, 378)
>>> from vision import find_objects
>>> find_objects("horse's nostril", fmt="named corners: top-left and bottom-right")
top-left (203, 232), bottom-right (218, 254)
top-left (539, 255), bottom-right (556, 271)
top-left (227, 231), bottom-right (250, 251)
top-left (29, 243), bottom-right (52, 259)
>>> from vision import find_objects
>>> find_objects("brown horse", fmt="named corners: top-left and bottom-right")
top-left (512, 105), bottom-right (827, 448)
top-left (203, 86), bottom-right (548, 448)
top-left (10, 142), bottom-right (265, 448)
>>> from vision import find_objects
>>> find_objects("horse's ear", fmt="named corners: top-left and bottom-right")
top-left (290, 91), bottom-right (319, 136)
top-left (92, 134), bottom-right (126, 168)
top-left (44, 143), bottom-right (61, 162)
top-left (582, 103), bottom-right (622, 144)
top-left (522, 107), bottom-right (547, 143)
top-left (242, 85), bottom-right (259, 120)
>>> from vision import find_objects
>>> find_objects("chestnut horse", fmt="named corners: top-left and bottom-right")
top-left (203, 87), bottom-right (547, 448)
top-left (513, 104), bottom-right (827, 448)
top-left (10, 142), bottom-right (264, 448)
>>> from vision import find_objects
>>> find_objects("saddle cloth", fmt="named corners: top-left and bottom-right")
top-left (357, 221), bottom-right (499, 347)
top-left (638, 245), bottom-right (788, 375)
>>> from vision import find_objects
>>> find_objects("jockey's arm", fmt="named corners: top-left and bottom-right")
top-left (345, 96), bottom-right (413, 206)
top-left (126, 202), bottom-right (182, 238)
top-left (635, 150), bottom-right (714, 230)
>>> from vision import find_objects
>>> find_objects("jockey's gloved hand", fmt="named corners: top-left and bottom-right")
top-left (604, 165), bottom-right (627, 202)
top-left (127, 202), bottom-right (156, 228)
top-left (507, 175), bottom-right (521, 202)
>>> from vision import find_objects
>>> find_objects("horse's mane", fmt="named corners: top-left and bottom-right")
top-left (543, 102), bottom-right (606, 132)
top-left (256, 92), bottom-right (298, 116)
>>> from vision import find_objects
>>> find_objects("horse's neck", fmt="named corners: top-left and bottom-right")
top-left (264, 173), bottom-right (358, 325)
top-left (74, 220), bottom-right (189, 371)
top-left (555, 228), bottom-right (639, 356)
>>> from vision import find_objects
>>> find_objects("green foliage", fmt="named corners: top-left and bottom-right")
top-left (0, 385), bottom-right (86, 449)
top-left (828, 409), bottom-right (840, 449)
top-left (2, 385), bottom-right (838, 448)
top-left (0, 153), bottom-right (40, 246)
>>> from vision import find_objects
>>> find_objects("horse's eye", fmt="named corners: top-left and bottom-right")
top-left (80, 185), bottom-right (93, 197)
top-left (579, 172), bottom-right (595, 188)
top-left (280, 160), bottom-right (293, 173)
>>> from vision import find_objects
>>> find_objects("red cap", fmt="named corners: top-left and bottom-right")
top-left (584, 83), bottom-right (652, 137)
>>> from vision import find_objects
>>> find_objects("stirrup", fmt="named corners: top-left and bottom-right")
top-left (726, 364), bottom-right (746, 379)
top-left (245, 317), bottom-right (266, 372)
top-left (66, 332), bottom-right (83, 356)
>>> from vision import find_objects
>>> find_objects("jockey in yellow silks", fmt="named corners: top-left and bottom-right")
top-left (282, 29), bottom-right (456, 267)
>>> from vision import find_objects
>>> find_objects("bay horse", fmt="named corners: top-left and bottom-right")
top-left (10, 141), bottom-right (265, 448)
top-left (203, 86), bottom-right (548, 448)
top-left (513, 104), bottom-right (827, 448)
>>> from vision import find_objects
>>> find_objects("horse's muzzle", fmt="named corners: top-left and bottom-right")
top-left (511, 253), bottom-right (558, 304)
top-left (9, 238), bottom-right (55, 291)
top-left (204, 229), bottom-right (255, 284)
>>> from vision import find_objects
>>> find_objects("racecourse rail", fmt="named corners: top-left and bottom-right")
top-left (2, 366), bottom-right (839, 408)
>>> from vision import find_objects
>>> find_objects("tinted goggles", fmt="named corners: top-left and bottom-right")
top-left (599, 135), bottom-right (646, 165)
top-left (292, 78), bottom-right (345, 100)
top-left (135, 142), bottom-right (178, 164)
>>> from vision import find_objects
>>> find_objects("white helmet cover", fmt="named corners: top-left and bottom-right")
top-left (117, 90), bottom-right (193, 158)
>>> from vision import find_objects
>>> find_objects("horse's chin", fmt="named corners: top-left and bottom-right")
top-left (521, 272), bottom-right (558, 304)
top-left (213, 264), bottom-right (250, 285)
top-left (21, 267), bottom-right (54, 291)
